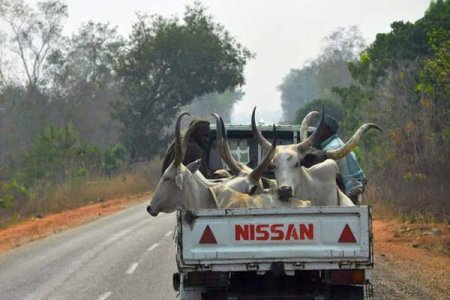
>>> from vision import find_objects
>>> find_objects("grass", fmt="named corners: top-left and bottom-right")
top-left (0, 159), bottom-right (161, 229)
top-left (424, 240), bottom-right (450, 256)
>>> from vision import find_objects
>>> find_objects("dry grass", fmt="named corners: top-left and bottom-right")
top-left (0, 193), bottom-right (150, 253)
top-left (0, 158), bottom-right (162, 228)
top-left (364, 164), bottom-right (449, 222)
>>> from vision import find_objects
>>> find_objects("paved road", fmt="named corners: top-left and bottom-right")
top-left (1, 203), bottom-right (440, 300)
top-left (0, 203), bottom-right (178, 300)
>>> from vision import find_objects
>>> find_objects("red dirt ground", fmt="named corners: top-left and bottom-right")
top-left (0, 193), bottom-right (150, 253)
top-left (372, 217), bottom-right (449, 296)
top-left (0, 197), bottom-right (448, 295)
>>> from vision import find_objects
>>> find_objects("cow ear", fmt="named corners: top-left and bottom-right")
top-left (175, 173), bottom-right (184, 190)
top-left (301, 150), bottom-right (326, 168)
top-left (186, 159), bottom-right (201, 173)
top-left (248, 185), bottom-right (257, 195)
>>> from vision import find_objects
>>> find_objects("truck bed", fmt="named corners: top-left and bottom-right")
top-left (177, 206), bottom-right (373, 273)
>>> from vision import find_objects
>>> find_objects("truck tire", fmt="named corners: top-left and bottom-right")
top-left (173, 273), bottom-right (181, 291)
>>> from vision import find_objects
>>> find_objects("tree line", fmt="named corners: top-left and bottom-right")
top-left (0, 1), bottom-right (251, 218)
top-left (278, 0), bottom-right (449, 219)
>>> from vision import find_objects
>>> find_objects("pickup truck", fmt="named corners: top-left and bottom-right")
top-left (173, 124), bottom-right (374, 300)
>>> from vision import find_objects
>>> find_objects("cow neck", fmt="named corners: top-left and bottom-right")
top-left (297, 166), bottom-right (311, 199)
top-left (189, 175), bottom-right (217, 209)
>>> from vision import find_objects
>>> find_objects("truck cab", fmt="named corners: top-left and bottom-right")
top-left (207, 124), bottom-right (301, 179)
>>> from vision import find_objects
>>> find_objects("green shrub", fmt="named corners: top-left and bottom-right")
top-left (20, 125), bottom-right (129, 186)
top-left (0, 180), bottom-right (29, 208)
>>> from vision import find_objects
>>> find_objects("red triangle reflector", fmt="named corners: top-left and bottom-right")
top-left (199, 225), bottom-right (217, 244)
top-left (339, 224), bottom-right (357, 243)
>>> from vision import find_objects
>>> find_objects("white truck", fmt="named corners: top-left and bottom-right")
top-left (173, 125), bottom-right (374, 300)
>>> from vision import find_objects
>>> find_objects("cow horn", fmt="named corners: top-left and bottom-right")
top-left (326, 123), bottom-right (383, 159)
top-left (251, 107), bottom-right (272, 153)
top-left (300, 111), bottom-right (320, 141)
top-left (174, 111), bottom-right (189, 165)
top-left (250, 124), bottom-right (277, 182)
top-left (211, 113), bottom-right (242, 175)
top-left (297, 109), bottom-right (329, 150)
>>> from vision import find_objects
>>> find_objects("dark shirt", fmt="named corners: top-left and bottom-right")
top-left (161, 119), bottom-right (211, 177)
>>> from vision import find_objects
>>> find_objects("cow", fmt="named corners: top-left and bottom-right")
top-left (251, 107), bottom-right (382, 206)
top-left (210, 183), bottom-right (311, 209)
top-left (300, 110), bottom-right (320, 142)
top-left (147, 112), bottom-right (281, 216)
top-left (211, 113), bottom-right (277, 189)
top-left (147, 112), bottom-right (217, 216)
top-left (147, 112), bottom-right (310, 216)
top-left (199, 114), bottom-right (310, 208)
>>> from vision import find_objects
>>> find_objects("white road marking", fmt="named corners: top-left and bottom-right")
top-left (98, 291), bottom-right (112, 300)
top-left (165, 230), bottom-right (173, 237)
top-left (148, 243), bottom-right (159, 251)
top-left (126, 262), bottom-right (139, 274)
top-left (105, 219), bottom-right (150, 244)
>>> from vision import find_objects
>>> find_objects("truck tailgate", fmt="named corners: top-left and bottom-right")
top-left (179, 206), bottom-right (372, 271)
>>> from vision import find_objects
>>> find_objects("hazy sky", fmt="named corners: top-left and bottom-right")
top-left (40, 0), bottom-right (431, 124)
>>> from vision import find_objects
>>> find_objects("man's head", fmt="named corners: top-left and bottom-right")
top-left (189, 119), bottom-right (210, 148)
top-left (324, 114), bottom-right (338, 135)
top-left (307, 114), bottom-right (339, 145)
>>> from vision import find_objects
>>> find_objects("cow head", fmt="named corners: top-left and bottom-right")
top-left (147, 111), bottom-right (279, 216)
top-left (251, 107), bottom-right (382, 200)
top-left (147, 112), bottom-right (203, 216)
top-left (211, 113), bottom-right (278, 196)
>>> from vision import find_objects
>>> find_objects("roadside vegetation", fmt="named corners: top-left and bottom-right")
top-left (279, 0), bottom-right (450, 221)
top-left (0, 1), bottom-right (251, 227)
top-left (0, 0), bottom-right (448, 228)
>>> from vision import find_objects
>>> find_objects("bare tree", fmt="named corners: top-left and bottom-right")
top-left (0, 0), bottom-right (67, 93)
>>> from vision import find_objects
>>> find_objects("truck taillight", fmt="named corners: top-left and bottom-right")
top-left (330, 270), bottom-right (365, 285)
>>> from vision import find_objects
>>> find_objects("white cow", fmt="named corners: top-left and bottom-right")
top-left (147, 112), bottom-right (310, 216)
top-left (251, 107), bottom-right (382, 206)
top-left (148, 112), bottom-right (283, 216)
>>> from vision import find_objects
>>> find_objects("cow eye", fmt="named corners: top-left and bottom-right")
top-left (163, 177), bottom-right (171, 182)
top-left (268, 164), bottom-right (276, 171)
top-left (294, 162), bottom-right (299, 168)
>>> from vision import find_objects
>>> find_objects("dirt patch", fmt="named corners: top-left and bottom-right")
top-left (373, 218), bottom-right (449, 298)
top-left (0, 193), bottom-right (151, 253)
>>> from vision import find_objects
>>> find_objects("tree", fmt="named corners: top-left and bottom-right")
top-left (114, 3), bottom-right (252, 161)
top-left (48, 21), bottom-right (125, 97)
top-left (418, 29), bottom-right (450, 105)
top-left (0, 31), bottom-right (9, 87)
top-left (349, 0), bottom-right (449, 87)
top-left (0, 0), bottom-right (67, 93)
top-left (279, 66), bottom-right (321, 122)
top-left (40, 22), bottom-right (126, 146)
top-left (294, 98), bottom-right (343, 126)
top-left (279, 26), bottom-right (365, 122)
top-left (333, 1), bottom-right (450, 219)
top-left (184, 89), bottom-right (244, 123)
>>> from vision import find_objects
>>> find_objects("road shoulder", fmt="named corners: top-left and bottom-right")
top-left (0, 193), bottom-right (151, 253)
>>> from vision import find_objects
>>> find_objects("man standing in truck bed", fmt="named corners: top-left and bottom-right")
top-left (161, 118), bottom-right (212, 177)
top-left (309, 114), bottom-right (367, 205)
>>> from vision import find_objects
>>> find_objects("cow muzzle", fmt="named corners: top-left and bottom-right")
top-left (278, 186), bottom-right (293, 201)
top-left (147, 205), bottom-right (159, 217)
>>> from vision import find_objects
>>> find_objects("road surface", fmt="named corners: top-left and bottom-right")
top-left (0, 203), bottom-right (178, 300)
top-left (0, 202), bottom-right (441, 300)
